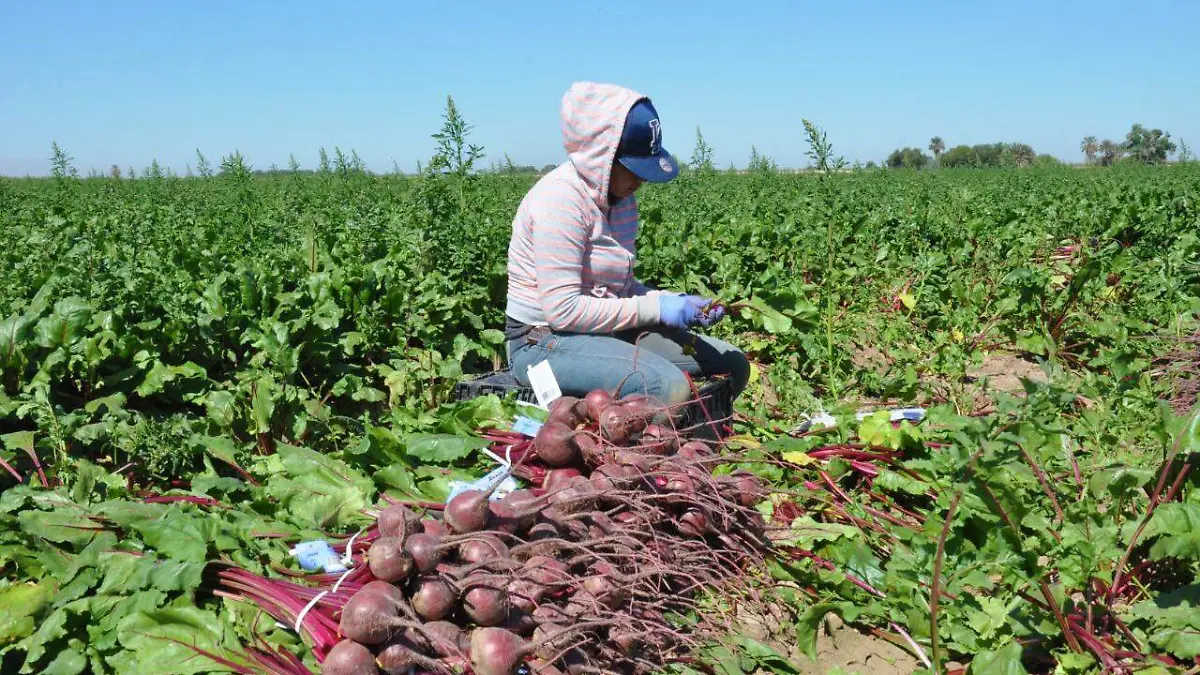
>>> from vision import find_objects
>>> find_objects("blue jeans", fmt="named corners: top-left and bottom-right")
top-left (506, 325), bottom-right (750, 407)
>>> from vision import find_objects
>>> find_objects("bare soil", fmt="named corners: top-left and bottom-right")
top-left (845, 342), bottom-right (1052, 413)
top-left (963, 352), bottom-right (1050, 394)
top-left (794, 614), bottom-right (922, 675)
top-left (738, 606), bottom-right (922, 675)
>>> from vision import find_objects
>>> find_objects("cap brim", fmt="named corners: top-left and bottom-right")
top-left (618, 150), bottom-right (679, 183)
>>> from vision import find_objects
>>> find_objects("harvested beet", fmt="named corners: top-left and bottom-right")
top-left (581, 563), bottom-right (627, 609)
top-left (542, 467), bottom-right (582, 492)
top-left (639, 423), bottom-right (680, 455)
top-left (338, 585), bottom-right (400, 645)
top-left (366, 537), bottom-right (413, 583)
top-left (677, 440), bottom-right (712, 460)
top-left (505, 577), bottom-right (543, 614)
top-left (678, 509), bottom-right (709, 537)
top-left (531, 603), bottom-right (573, 626)
top-left (422, 517), bottom-right (450, 537)
top-left (403, 533), bottom-right (445, 573)
top-left (411, 576), bottom-right (457, 621)
top-left (445, 489), bottom-right (492, 533)
top-left (468, 627), bottom-right (528, 675)
top-left (599, 395), bottom-right (662, 444)
top-left (533, 421), bottom-right (586, 467)
top-left (404, 531), bottom-right (495, 573)
top-left (422, 620), bottom-right (470, 658)
top-left (730, 470), bottom-right (766, 507)
top-left (547, 395), bottom-right (583, 427)
top-left (487, 499), bottom-right (523, 535)
top-left (461, 575), bottom-right (511, 626)
top-left (460, 534), bottom-right (510, 565)
top-left (376, 634), bottom-right (443, 675)
top-left (581, 388), bottom-right (614, 423)
top-left (376, 503), bottom-right (420, 541)
top-left (322, 639), bottom-right (380, 675)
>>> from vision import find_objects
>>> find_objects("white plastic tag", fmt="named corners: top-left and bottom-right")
top-left (512, 416), bottom-right (544, 438)
top-left (527, 361), bottom-right (562, 409)
top-left (445, 464), bottom-right (520, 503)
top-left (290, 540), bottom-right (347, 574)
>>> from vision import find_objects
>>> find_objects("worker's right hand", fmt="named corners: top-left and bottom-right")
top-left (659, 294), bottom-right (708, 329)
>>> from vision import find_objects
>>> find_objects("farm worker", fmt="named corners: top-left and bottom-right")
top-left (503, 81), bottom-right (750, 407)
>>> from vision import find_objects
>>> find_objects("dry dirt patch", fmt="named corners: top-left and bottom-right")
top-left (738, 607), bottom-right (921, 675)
top-left (965, 352), bottom-right (1049, 394)
top-left (793, 614), bottom-right (922, 675)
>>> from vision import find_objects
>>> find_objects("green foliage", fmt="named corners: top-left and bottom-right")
top-left (49, 142), bottom-right (76, 180)
top-left (430, 94), bottom-right (485, 179)
top-left (929, 136), bottom-right (945, 158)
top-left (886, 146), bottom-right (931, 169)
top-left (691, 127), bottom-right (716, 173)
top-left (1, 153), bottom-right (1199, 673)
top-left (1124, 124), bottom-right (1178, 165)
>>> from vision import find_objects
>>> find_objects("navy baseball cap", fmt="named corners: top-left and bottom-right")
top-left (615, 98), bottom-right (679, 183)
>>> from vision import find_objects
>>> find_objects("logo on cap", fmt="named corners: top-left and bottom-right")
top-left (648, 119), bottom-right (661, 155)
top-left (659, 157), bottom-right (673, 173)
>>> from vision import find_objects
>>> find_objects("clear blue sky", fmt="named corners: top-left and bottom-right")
top-left (2, 0), bottom-right (1198, 176)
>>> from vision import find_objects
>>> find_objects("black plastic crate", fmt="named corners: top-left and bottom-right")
top-left (454, 370), bottom-right (735, 440)
top-left (682, 375), bottom-right (735, 441)
top-left (454, 369), bottom-right (540, 405)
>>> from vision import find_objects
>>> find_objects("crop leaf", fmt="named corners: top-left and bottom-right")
top-left (404, 433), bottom-right (489, 463)
top-left (1144, 504), bottom-right (1200, 560)
top-left (968, 641), bottom-right (1027, 674)
top-left (0, 582), bottom-right (52, 646)
top-left (109, 606), bottom-right (252, 674)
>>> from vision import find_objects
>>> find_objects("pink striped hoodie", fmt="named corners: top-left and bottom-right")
top-left (505, 82), bottom-right (666, 333)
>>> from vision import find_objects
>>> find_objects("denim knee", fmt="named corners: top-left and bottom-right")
top-left (616, 363), bottom-right (692, 407)
top-left (661, 369), bottom-right (694, 407)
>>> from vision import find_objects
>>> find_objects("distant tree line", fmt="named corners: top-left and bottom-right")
top-left (888, 139), bottom-right (1048, 169)
top-left (886, 123), bottom-right (1186, 170)
top-left (1080, 124), bottom-right (1180, 166)
top-left (32, 103), bottom-right (1195, 181)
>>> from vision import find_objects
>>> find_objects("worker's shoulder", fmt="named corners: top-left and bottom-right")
top-left (522, 165), bottom-right (589, 206)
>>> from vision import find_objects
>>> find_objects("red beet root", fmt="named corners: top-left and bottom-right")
top-left (367, 537), bottom-right (413, 583)
top-left (543, 468), bottom-right (582, 492)
top-left (338, 586), bottom-right (400, 645)
top-left (445, 489), bottom-right (492, 533)
top-left (581, 389), bottom-right (614, 423)
top-left (323, 639), bottom-right (381, 675)
top-left (460, 534), bottom-right (510, 565)
top-left (411, 576), bottom-right (457, 621)
top-left (462, 575), bottom-right (511, 626)
top-left (376, 504), bottom-right (420, 541)
top-left (422, 518), bottom-right (450, 537)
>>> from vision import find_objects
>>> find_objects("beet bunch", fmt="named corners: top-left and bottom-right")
top-left (233, 389), bottom-right (772, 675)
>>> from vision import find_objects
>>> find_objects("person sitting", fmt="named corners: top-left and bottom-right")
top-left (502, 81), bottom-right (750, 407)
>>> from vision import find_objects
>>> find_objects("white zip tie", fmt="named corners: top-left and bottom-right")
top-left (331, 566), bottom-right (355, 593)
top-left (341, 527), bottom-right (365, 567)
top-left (295, 590), bottom-right (329, 634)
top-left (482, 445), bottom-right (511, 467)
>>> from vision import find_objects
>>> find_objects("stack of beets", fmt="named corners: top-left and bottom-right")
top-left (323, 389), bottom-right (771, 675)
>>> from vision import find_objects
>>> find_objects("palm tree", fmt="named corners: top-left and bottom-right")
top-left (1080, 136), bottom-right (1098, 165)
top-left (929, 136), bottom-right (945, 159)
top-left (1099, 139), bottom-right (1122, 166)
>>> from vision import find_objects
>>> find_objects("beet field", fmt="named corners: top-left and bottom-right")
top-left (1, 160), bottom-right (1199, 675)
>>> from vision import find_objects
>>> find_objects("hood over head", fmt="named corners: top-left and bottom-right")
top-left (559, 81), bottom-right (649, 209)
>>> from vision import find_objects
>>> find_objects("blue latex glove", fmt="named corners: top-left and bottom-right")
top-left (658, 294), bottom-right (707, 329)
top-left (696, 301), bottom-right (726, 327)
